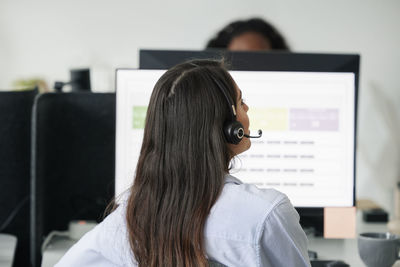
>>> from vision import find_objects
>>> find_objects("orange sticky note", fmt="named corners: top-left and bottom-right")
top-left (324, 207), bottom-right (356, 238)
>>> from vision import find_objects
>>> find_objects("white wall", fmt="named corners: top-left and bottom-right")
top-left (1, 0), bottom-right (400, 213)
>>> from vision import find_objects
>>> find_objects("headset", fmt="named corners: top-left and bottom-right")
top-left (210, 75), bottom-right (262, 145)
top-left (188, 61), bottom-right (262, 144)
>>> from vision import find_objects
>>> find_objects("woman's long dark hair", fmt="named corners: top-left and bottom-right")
top-left (126, 60), bottom-right (238, 267)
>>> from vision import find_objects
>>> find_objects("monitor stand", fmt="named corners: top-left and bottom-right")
top-left (297, 207), bottom-right (324, 237)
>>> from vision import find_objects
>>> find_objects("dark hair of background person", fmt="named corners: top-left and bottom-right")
top-left (206, 17), bottom-right (290, 50)
top-left (126, 59), bottom-right (238, 267)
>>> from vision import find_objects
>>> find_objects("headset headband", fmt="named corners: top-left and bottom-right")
top-left (209, 75), bottom-right (237, 122)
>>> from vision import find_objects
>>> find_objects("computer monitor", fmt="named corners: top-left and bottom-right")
top-left (116, 50), bottom-right (359, 234)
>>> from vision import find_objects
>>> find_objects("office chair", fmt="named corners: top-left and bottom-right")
top-left (208, 259), bottom-right (228, 267)
top-left (30, 92), bottom-right (116, 267)
top-left (0, 88), bottom-right (38, 267)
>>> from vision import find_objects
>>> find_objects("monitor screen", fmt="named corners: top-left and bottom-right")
top-left (116, 68), bottom-right (356, 208)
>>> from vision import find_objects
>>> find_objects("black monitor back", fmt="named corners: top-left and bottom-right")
top-left (30, 93), bottom-right (116, 267)
top-left (0, 89), bottom-right (37, 267)
top-left (140, 49), bottom-right (359, 77)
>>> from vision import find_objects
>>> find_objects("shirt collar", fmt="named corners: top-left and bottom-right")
top-left (225, 174), bottom-right (243, 185)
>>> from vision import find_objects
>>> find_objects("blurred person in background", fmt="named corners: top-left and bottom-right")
top-left (206, 17), bottom-right (289, 51)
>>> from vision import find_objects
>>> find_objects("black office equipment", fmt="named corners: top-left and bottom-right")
top-left (139, 49), bottom-right (360, 236)
top-left (363, 208), bottom-right (389, 222)
top-left (54, 68), bottom-right (91, 92)
top-left (311, 260), bottom-right (350, 267)
top-left (0, 88), bottom-right (38, 267)
top-left (30, 93), bottom-right (115, 267)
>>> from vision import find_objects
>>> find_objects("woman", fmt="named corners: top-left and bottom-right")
top-left (56, 60), bottom-right (310, 267)
top-left (206, 18), bottom-right (289, 51)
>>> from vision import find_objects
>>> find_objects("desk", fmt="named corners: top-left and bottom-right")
top-left (0, 234), bottom-right (17, 267)
top-left (41, 236), bottom-right (76, 267)
top-left (308, 212), bottom-right (400, 267)
top-left (42, 212), bottom-right (400, 267)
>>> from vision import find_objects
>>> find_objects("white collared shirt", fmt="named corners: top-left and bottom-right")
top-left (56, 175), bottom-right (311, 267)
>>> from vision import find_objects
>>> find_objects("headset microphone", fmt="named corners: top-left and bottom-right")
top-left (244, 129), bottom-right (263, 139)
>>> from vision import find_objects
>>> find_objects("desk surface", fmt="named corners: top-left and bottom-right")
top-left (42, 236), bottom-right (75, 267)
top-left (308, 212), bottom-right (400, 267)
top-left (0, 233), bottom-right (17, 267)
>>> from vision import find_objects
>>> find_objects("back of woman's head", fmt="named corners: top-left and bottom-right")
top-left (127, 59), bottom-right (237, 267)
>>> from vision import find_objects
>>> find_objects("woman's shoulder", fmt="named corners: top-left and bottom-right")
top-left (205, 175), bottom-right (293, 241)
top-left (224, 174), bottom-right (289, 211)
top-left (96, 192), bottom-right (134, 264)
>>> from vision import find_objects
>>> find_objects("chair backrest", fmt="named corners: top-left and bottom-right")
top-left (0, 88), bottom-right (38, 267)
top-left (208, 259), bottom-right (228, 267)
top-left (30, 92), bottom-right (116, 267)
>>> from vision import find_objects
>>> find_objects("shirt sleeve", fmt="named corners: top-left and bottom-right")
top-left (54, 225), bottom-right (120, 267)
top-left (258, 196), bottom-right (311, 267)
top-left (55, 203), bottom-right (135, 267)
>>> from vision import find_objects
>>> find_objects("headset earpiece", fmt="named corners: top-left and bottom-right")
top-left (224, 120), bottom-right (245, 145)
